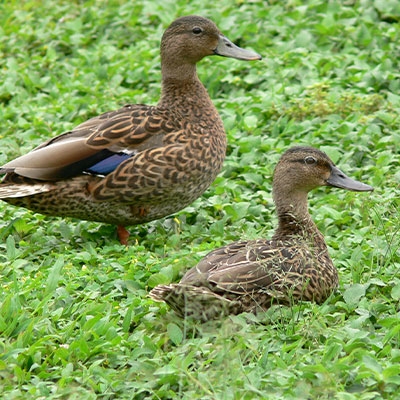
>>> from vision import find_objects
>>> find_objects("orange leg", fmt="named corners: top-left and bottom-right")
top-left (117, 225), bottom-right (130, 245)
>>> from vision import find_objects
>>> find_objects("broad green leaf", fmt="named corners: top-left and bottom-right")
top-left (390, 283), bottom-right (400, 300)
top-left (361, 355), bottom-right (382, 375)
top-left (167, 323), bottom-right (183, 345)
top-left (343, 284), bottom-right (369, 308)
top-left (45, 256), bottom-right (64, 294)
top-left (6, 235), bottom-right (17, 260)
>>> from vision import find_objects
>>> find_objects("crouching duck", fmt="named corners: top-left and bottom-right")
top-left (150, 146), bottom-right (373, 320)
top-left (0, 16), bottom-right (261, 244)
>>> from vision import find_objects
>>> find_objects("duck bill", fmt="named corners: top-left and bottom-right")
top-left (327, 166), bottom-right (374, 192)
top-left (214, 35), bottom-right (262, 61)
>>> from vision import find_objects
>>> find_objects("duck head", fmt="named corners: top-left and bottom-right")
top-left (273, 146), bottom-right (373, 200)
top-left (161, 15), bottom-right (262, 65)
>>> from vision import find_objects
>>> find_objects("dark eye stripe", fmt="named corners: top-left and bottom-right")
top-left (291, 158), bottom-right (311, 163)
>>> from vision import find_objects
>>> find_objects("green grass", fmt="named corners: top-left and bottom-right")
top-left (0, 0), bottom-right (399, 398)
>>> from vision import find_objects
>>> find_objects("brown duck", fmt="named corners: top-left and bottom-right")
top-left (0, 16), bottom-right (261, 244)
top-left (150, 146), bottom-right (374, 320)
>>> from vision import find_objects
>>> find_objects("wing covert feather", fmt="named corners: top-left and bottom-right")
top-left (182, 240), bottom-right (310, 295)
top-left (1, 104), bottom-right (180, 180)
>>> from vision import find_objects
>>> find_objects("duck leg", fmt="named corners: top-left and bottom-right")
top-left (117, 225), bottom-right (130, 245)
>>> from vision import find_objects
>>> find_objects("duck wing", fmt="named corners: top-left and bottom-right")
top-left (0, 104), bottom-right (178, 181)
top-left (182, 239), bottom-right (310, 295)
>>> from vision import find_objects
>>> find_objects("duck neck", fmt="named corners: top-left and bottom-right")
top-left (272, 189), bottom-right (320, 240)
top-left (160, 59), bottom-right (199, 83)
top-left (158, 63), bottom-right (217, 119)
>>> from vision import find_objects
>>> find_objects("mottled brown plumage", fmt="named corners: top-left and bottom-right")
top-left (150, 146), bottom-right (373, 320)
top-left (0, 16), bottom-right (261, 244)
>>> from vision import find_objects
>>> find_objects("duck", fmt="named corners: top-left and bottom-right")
top-left (150, 146), bottom-right (374, 320)
top-left (0, 15), bottom-right (261, 244)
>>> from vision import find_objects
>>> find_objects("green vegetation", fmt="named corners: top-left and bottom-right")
top-left (0, 0), bottom-right (399, 398)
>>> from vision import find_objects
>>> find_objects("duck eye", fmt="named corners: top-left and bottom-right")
top-left (304, 156), bottom-right (317, 165)
top-left (192, 27), bottom-right (203, 35)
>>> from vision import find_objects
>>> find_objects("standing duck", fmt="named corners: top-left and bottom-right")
top-left (150, 146), bottom-right (374, 320)
top-left (0, 16), bottom-right (261, 244)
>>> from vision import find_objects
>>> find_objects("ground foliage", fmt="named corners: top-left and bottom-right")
top-left (0, 0), bottom-right (399, 399)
